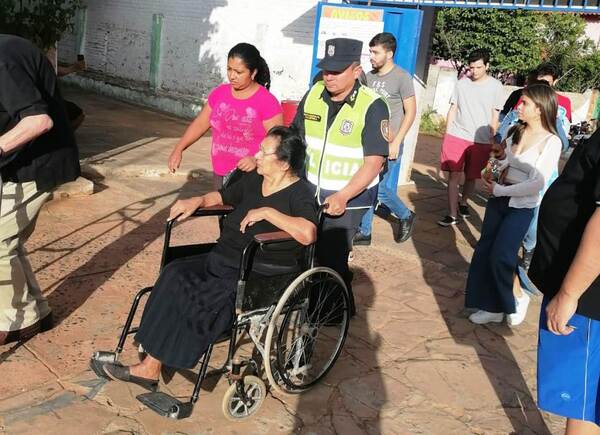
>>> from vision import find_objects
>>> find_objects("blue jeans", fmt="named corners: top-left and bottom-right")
top-left (465, 197), bottom-right (534, 314)
top-left (358, 158), bottom-right (410, 236)
top-left (522, 169), bottom-right (559, 252)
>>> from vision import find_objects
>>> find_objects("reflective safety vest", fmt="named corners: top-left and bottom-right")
top-left (303, 81), bottom-right (382, 206)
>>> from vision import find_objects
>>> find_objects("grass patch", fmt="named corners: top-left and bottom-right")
top-left (420, 106), bottom-right (446, 138)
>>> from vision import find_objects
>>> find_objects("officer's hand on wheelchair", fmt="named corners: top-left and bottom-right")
top-left (237, 156), bottom-right (257, 172)
top-left (323, 192), bottom-right (348, 216)
top-left (240, 207), bottom-right (271, 233)
top-left (168, 197), bottom-right (203, 222)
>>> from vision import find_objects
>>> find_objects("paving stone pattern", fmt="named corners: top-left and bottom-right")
top-left (0, 87), bottom-right (565, 434)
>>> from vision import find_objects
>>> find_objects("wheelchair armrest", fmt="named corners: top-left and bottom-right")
top-left (161, 205), bottom-right (233, 270)
top-left (238, 231), bottom-right (297, 282)
top-left (192, 205), bottom-right (234, 217)
top-left (253, 231), bottom-right (294, 245)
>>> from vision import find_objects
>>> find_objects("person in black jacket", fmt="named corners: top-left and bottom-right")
top-left (529, 128), bottom-right (600, 433)
top-left (0, 34), bottom-right (80, 345)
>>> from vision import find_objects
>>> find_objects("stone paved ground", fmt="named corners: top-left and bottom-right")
top-left (0, 87), bottom-right (565, 434)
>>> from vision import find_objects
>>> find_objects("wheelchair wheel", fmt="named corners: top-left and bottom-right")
top-left (264, 267), bottom-right (350, 395)
top-left (221, 375), bottom-right (265, 421)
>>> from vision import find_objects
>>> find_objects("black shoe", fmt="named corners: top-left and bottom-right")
top-left (521, 249), bottom-right (534, 270)
top-left (437, 215), bottom-right (459, 227)
top-left (352, 232), bottom-right (371, 246)
top-left (103, 362), bottom-right (159, 392)
top-left (458, 204), bottom-right (471, 218)
top-left (0, 312), bottom-right (53, 346)
top-left (394, 212), bottom-right (417, 243)
top-left (374, 203), bottom-right (391, 219)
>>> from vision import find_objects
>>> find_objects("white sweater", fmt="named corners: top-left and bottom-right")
top-left (492, 133), bottom-right (562, 209)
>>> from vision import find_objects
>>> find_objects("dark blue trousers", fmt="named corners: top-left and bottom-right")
top-left (465, 197), bottom-right (533, 314)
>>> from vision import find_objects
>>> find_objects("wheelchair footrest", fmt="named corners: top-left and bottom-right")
top-left (137, 392), bottom-right (194, 419)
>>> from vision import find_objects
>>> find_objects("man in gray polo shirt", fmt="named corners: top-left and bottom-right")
top-left (353, 32), bottom-right (417, 246)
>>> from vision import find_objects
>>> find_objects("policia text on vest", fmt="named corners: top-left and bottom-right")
top-left (303, 81), bottom-right (389, 209)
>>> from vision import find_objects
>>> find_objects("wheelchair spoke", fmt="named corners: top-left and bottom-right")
top-left (285, 334), bottom-right (309, 368)
top-left (266, 268), bottom-right (349, 393)
top-left (310, 277), bottom-right (341, 322)
top-left (311, 301), bottom-right (345, 325)
top-left (232, 400), bottom-right (245, 414)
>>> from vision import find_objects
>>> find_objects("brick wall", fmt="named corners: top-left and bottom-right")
top-left (59, 0), bottom-right (318, 103)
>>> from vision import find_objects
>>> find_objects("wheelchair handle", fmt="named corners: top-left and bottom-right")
top-left (317, 203), bottom-right (329, 223)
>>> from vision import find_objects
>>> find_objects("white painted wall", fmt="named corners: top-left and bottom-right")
top-left (584, 15), bottom-right (600, 48)
top-left (58, 1), bottom-right (435, 184)
top-left (59, 0), bottom-right (318, 102)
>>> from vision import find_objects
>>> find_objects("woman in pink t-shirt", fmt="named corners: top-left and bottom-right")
top-left (168, 43), bottom-right (283, 188)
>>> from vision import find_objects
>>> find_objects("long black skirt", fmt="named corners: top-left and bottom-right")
top-left (134, 251), bottom-right (239, 369)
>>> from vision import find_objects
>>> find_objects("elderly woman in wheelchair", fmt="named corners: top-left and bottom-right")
top-left (91, 126), bottom-right (351, 420)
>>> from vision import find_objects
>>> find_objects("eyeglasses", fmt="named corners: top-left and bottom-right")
top-left (258, 145), bottom-right (277, 156)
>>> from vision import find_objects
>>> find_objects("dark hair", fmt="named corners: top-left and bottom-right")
top-left (267, 125), bottom-right (306, 176)
top-left (467, 49), bottom-right (490, 65)
top-left (369, 32), bottom-right (397, 55)
top-left (509, 82), bottom-right (558, 144)
top-left (535, 62), bottom-right (560, 81)
top-left (228, 43), bottom-right (271, 89)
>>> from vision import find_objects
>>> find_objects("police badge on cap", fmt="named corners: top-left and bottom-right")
top-left (317, 38), bottom-right (362, 72)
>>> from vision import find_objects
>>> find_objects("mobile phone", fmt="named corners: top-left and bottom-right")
top-left (77, 54), bottom-right (85, 61)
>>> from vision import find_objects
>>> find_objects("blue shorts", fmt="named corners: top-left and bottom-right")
top-left (538, 298), bottom-right (600, 425)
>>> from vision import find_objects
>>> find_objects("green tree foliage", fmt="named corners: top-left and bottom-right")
top-left (0, 0), bottom-right (81, 50)
top-left (538, 13), bottom-right (599, 93)
top-left (557, 51), bottom-right (600, 93)
top-left (432, 9), bottom-right (600, 92)
top-left (433, 9), bottom-right (542, 78)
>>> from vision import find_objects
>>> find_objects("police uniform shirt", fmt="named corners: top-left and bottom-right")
top-left (292, 80), bottom-right (389, 159)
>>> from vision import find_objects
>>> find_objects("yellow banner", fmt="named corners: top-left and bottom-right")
top-left (322, 6), bottom-right (384, 22)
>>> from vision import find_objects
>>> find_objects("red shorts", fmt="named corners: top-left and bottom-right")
top-left (440, 134), bottom-right (491, 180)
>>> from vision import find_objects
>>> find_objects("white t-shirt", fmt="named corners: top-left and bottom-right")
top-left (447, 76), bottom-right (505, 144)
top-left (492, 133), bottom-right (562, 209)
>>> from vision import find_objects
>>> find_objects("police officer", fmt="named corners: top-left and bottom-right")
top-left (292, 38), bottom-right (389, 315)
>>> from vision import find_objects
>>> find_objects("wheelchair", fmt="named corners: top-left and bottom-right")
top-left (90, 200), bottom-right (350, 421)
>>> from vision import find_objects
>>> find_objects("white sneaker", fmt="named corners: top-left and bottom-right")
top-left (507, 292), bottom-right (530, 326)
top-left (469, 310), bottom-right (504, 324)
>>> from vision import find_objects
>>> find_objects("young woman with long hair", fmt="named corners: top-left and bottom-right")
top-left (465, 83), bottom-right (562, 326)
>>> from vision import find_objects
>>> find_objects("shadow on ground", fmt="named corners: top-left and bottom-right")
top-left (408, 164), bottom-right (551, 435)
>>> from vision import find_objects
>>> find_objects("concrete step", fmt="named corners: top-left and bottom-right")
top-left (51, 176), bottom-right (95, 199)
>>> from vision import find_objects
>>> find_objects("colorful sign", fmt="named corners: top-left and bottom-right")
top-left (316, 5), bottom-right (385, 74)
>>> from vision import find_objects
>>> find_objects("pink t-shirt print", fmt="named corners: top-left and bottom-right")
top-left (208, 84), bottom-right (282, 176)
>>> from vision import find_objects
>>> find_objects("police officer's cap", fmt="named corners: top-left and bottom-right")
top-left (317, 38), bottom-right (362, 72)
